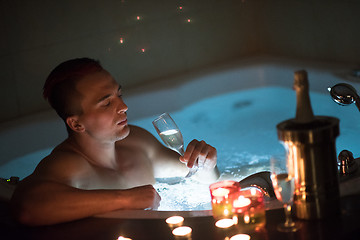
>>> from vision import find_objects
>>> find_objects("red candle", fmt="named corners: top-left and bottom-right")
top-left (232, 187), bottom-right (266, 231)
top-left (209, 181), bottom-right (240, 219)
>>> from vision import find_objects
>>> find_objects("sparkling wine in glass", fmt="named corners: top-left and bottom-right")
top-left (152, 113), bottom-right (198, 177)
top-left (270, 157), bottom-right (301, 232)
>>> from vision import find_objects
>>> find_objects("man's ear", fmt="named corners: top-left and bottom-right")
top-left (66, 116), bottom-right (85, 133)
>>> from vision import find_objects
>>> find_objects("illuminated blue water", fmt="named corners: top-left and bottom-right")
top-left (133, 86), bottom-right (360, 210)
top-left (1, 86), bottom-right (359, 210)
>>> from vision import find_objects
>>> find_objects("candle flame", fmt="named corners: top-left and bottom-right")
top-left (244, 214), bottom-right (250, 224)
top-left (233, 196), bottom-right (251, 208)
top-left (212, 187), bottom-right (230, 197)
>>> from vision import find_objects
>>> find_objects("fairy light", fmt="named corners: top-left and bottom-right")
top-left (136, 16), bottom-right (141, 20)
top-left (187, 18), bottom-right (191, 23)
top-left (119, 38), bottom-right (124, 44)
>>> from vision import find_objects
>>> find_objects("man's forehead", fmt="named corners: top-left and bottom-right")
top-left (77, 71), bottom-right (118, 88)
top-left (76, 71), bottom-right (121, 99)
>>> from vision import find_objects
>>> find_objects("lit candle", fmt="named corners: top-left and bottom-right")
top-left (250, 187), bottom-right (257, 196)
top-left (243, 213), bottom-right (250, 224)
top-left (233, 196), bottom-right (251, 209)
top-left (232, 188), bottom-right (266, 230)
top-left (210, 181), bottom-right (240, 220)
top-left (166, 216), bottom-right (184, 229)
top-left (117, 236), bottom-right (132, 240)
top-left (230, 234), bottom-right (251, 240)
top-left (215, 218), bottom-right (235, 228)
top-left (212, 188), bottom-right (230, 197)
top-left (172, 226), bottom-right (192, 237)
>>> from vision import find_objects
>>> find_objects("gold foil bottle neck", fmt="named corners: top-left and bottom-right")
top-left (294, 70), bottom-right (315, 123)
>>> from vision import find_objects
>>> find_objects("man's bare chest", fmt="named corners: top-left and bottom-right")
top-left (86, 148), bottom-right (156, 189)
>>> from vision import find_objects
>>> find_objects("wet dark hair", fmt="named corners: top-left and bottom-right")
top-left (43, 58), bottom-right (104, 128)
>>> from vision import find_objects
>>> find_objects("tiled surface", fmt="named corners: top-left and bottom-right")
top-left (1, 0), bottom-right (360, 122)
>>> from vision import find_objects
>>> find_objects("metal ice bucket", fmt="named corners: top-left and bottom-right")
top-left (277, 116), bottom-right (340, 220)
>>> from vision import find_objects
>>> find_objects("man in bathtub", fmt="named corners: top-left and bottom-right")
top-left (10, 58), bottom-right (219, 226)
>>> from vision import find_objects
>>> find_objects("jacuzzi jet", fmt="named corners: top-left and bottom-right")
top-left (328, 83), bottom-right (360, 111)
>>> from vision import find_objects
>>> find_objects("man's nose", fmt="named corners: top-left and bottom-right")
top-left (116, 98), bottom-right (128, 113)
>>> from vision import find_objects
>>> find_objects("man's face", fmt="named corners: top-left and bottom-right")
top-left (74, 70), bottom-right (129, 143)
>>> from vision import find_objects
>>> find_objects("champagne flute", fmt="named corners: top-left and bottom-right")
top-left (270, 156), bottom-right (301, 232)
top-left (152, 113), bottom-right (198, 178)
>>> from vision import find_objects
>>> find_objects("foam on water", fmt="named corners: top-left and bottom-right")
top-left (155, 178), bottom-right (212, 211)
top-left (132, 87), bottom-right (360, 211)
top-left (1, 87), bottom-right (359, 211)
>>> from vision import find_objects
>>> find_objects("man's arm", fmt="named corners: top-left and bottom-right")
top-left (129, 125), bottom-right (220, 182)
top-left (10, 152), bottom-right (160, 226)
top-left (11, 176), bottom-right (160, 226)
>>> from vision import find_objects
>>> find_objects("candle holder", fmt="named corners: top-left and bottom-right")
top-left (232, 187), bottom-right (266, 231)
top-left (209, 180), bottom-right (241, 220)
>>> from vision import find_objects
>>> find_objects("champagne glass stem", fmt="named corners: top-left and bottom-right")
top-left (283, 203), bottom-right (295, 227)
top-left (178, 147), bottom-right (185, 156)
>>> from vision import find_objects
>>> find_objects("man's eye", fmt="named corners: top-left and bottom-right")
top-left (103, 101), bottom-right (110, 107)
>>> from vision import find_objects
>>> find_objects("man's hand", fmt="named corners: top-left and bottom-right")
top-left (123, 185), bottom-right (161, 210)
top-left (179, 140), bottom-right (217, 170)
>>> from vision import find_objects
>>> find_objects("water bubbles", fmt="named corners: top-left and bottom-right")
top-left (155, 178), bottom-right (212, 211)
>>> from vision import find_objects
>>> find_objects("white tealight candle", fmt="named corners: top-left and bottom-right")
top-left (172, 226), bottom-right (192, 237)
top-left (215, 218), bottom-right (235, 228)
top-left (212, 187), bottom-right (230, 197)
top-left (117, 236), bottom-right (132, 240)
top-left (166, 216), bottom-right (184, 227)
top-left (230, 234), bottom-right (251, 240)
top-left (233, 196), bottom-right (251, 208)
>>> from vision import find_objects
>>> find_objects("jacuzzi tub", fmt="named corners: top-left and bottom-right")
top-left (1, 57), bottom-right (360, 218)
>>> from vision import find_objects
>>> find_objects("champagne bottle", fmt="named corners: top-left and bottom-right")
top-left (293, 70), bottom-right (315, 123)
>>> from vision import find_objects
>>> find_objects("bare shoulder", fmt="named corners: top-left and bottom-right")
top-left (30, 144), bottom-right (93, 187)
top-left (122, 125), bottom-right (161, 153)
top-left (123, 125), bottom-right (186, 178)
top-left (127, 125), bottom-right (156, 141)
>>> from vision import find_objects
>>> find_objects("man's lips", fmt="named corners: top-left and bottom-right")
top-left (117, 119), bottom-right (128, 125)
